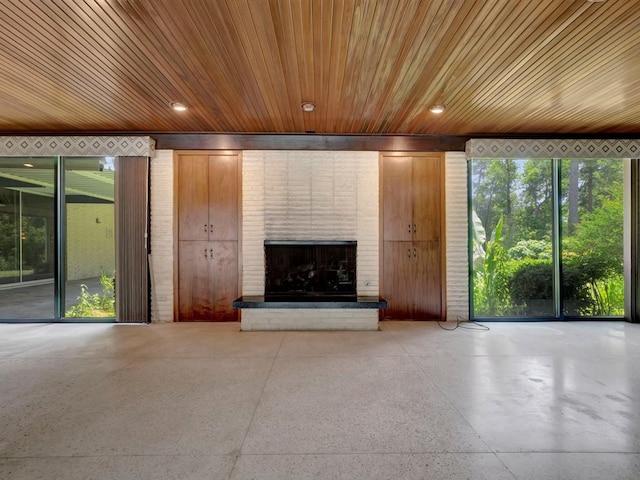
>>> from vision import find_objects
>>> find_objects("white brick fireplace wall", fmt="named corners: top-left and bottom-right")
top-left (149, 148), bottom-right (467, 325)
top-left (241, 151), bottom-right (379, 330)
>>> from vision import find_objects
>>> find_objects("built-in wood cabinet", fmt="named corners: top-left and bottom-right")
top-left (381, 153), bottom-right (443, 320)
top-left (177, 154), bottom-right (238, 241)
top-left (177, 240), bottom-right (238, 321)
top-left (175, 152), bottom-right (241, 321)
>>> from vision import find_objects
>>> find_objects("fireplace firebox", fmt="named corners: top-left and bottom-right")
top-left (264, 240), bottom-right (356, 300)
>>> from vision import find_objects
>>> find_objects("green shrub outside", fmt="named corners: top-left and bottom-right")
top-left (65, 271), bottom-right (115, 318)
top-left (474, 237), bottom-right (623, 317)
top-left (504, 254), bottom-right (622, 317)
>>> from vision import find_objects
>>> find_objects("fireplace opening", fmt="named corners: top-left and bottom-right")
top-left (265, 240), bottom-right (356, 300)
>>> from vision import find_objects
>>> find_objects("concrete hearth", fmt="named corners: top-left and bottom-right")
top-left (234, 296), bottom-right (387, 331)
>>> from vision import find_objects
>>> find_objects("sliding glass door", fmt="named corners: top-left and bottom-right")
top-left (560, 159), bottom-right (624, 316)
top-left (0, 156), bottom-right (116, 321)
top-left (470, 157), bottom-right (625, 320)
top-left (0, 157), bottom-right (55, 319)
top-left (64, 157), bottom-right (116, 319)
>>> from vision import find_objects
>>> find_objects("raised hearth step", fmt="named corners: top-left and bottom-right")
top-left (233, 296), bottom-right (387, 309)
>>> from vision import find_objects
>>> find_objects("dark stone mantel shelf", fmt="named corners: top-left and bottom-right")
top-left (233, 296), bottom-right (387, 309)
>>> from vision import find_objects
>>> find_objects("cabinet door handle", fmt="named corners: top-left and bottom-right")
top-left (210, 249), bottom-right (213, 258)
top-left (407, 249), bottom-right (411, 258)
top-left (414, 248), bottom-right (417, 258)
top-left (204, 249), bottom-right (208, 258)
top-left (413, 224), bottom-right (416, 233)
top-left (204, 224), bottom-right (208, 233)
top-left (209, 224), bottom-right (213, 233)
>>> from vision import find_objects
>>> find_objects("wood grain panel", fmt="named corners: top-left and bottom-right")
top-left (174, 150), bottom-right (240, 322)
top-left (412, 154), bottom-right (442, 242)
top-left (382, 156), bottom-right (412, 241)
top-left (155, 134), bottom-right (468, 152)
top-left (178, 240), bottom-right (212, 321)
top-left (207, 154), bottom-right (238, 241)
top-left (0, 0), bottom-right (639, 135)
top-left (413, 241), bottom-right (442, 320)
top-left (208, 241), bottom-right (239, 322)
top-left (382, 241), bottom-right (414, 319)
top-left (177, 155), bottom-right (209, 241)
top-left (381, 151), bottom-right (444, 321)
top-left (177, 240), bottom-right (239, 322)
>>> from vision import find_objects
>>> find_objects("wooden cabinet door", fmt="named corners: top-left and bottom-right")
top-left (208, 154), bottom-right (239, 241)
top-left (178, 241), bottom-right (238, 321)
top-left (382, 156), bottom-right (413, 241)
top-left (412, 155), bottom-right (441, 242)
top-left (381, 153), bottom-right (443, 321)
top-left (208, 241), bottom-right (238, 321)
top-left (412, 241), bottom-right (442, 319)
top-left (175, 152), bottom-right (240, 322)
top-left (382, 241), bottom-right (414, 319)
top-left (178, 241), bottom-right (212, 321)
top-left (178, 155), bottom-right (210, 241)
top-left (178, 153), bottom-right (239, 241)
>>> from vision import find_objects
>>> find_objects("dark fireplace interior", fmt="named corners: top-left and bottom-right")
top-left (265, 240), bottom-right (356, 300)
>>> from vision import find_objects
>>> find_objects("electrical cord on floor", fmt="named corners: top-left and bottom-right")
top-left (437, 316), bottom-right (490, 331)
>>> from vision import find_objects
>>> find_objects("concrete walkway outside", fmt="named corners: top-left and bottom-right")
top-left (0, 278), bottom-right (104, 320)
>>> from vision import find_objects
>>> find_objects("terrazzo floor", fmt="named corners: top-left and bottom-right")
top-left (1, 320), bottom-right (639, 479)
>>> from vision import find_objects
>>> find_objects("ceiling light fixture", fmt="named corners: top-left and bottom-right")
top-left (23, 163), bottom-right (34, 168)
top-left (429, 104), bottom-right (445, 114)
top-left (170, 101), bottom-right (188, 112)
top-left (301, 102), bottom-right (316, 112)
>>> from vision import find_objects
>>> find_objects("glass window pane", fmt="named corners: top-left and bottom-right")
top-left (561, 158), bottom-right (624, 317)
top-left (0, 157), bottom-right (55, 319)
top-left (64, 157), bottom-right (116, 318)
top-left (471, 158), bottom-right (555, 317)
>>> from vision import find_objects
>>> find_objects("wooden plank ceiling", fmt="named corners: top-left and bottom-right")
top-left (0, 0), bottom-right (638, 135)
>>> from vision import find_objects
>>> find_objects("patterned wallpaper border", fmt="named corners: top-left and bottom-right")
top-left (0, 136), bottom-right (155, 157)
top-left (466, 138), bottom-right (640, 159)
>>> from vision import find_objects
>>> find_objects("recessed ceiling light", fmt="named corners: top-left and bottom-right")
top-left (301, 102), bottom-right (316, 112)
top-left (170, 101), bottom-right (187, 112)
top-left (429, 104), bottom-right (445, 114)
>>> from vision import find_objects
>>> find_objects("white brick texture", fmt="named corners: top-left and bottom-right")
top-left (241, 150), bottom-right (379, 330)
top-left (149, 149), bottom-right (174, 322)
top-left (445, 151), bottom-right (470, 321)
